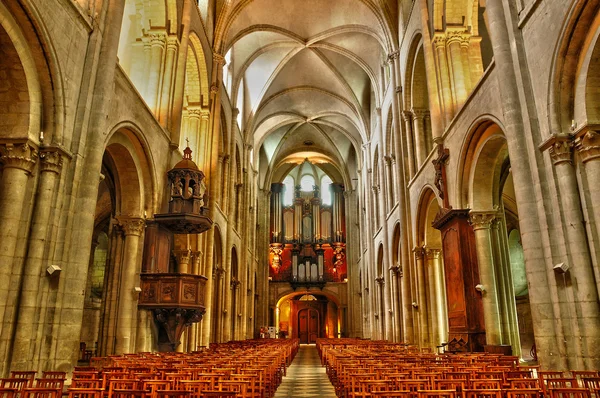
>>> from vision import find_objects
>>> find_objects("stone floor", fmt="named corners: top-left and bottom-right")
top-left (274, 344), bottom-right (337, 398)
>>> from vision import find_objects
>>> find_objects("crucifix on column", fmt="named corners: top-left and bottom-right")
top-left (432, 143), bottom-right (450, 208)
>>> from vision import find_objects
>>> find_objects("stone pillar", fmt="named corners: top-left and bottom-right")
top-left (114, 218), bottom-right (145, 354)
top-left (146, 31), bottom-right (166, 113)
top-left (187, 108), bottom-right (202, 162)
top-left (0, 142), bottom-right (37, 374)
top-left (545, 134), bottom-right (600, 368)
top-left (401, 111), bottom-right (416, 178)
top-left (412, 109), bottom-right (429, 167)
top-left (375, 276), bottom-right (385, 339)
top-left (413, 247), bottom-right (429, 347)
top-left (428, 249), bottom-right (447, 345)
top-left (432, 34), bottom-right (454, 125)
top-left (390, 264), bottom-right (401, 342)
top-left (575, 129), bottom-right (600, 273)
top-left (332, 184), bottom-right (344, 242)
top-left (158, 35), bottom-right (179, 126)
top-left (470, 211), bottom-right (503, 345)
top-left (424, 249), bottom-right (438, 347)
top-left (485, 0), bottom-right (562, 368)
top-left (100, 222), bottom-right (124, 356)
top-left (294, 194), bottom-right (303, 242)
top-left (10, 149), bottom-right (63, 370)
top-left (446, 29), bottom-right (469, 107)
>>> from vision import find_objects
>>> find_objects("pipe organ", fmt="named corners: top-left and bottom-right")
top-left (269, 182), bottom-right (347, 284)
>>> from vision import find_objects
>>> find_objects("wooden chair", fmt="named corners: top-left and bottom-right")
top-left (10, 371), bottom-right (37, 387)
top-left (110, 389), bottom-right (148, 398)
top-left (471, 379), bottom-right (501, 389)
top-left (505, 389), bottom-right (542, 398)
top-left (34, 378), bottom-right (64, 391)
top-left (509, 379), bottom-right (541, 389)
top-left (21, 387), bottom-right (61, 398)
top-left (417, 390), bottom-right (457, 398)
top-left (0, 378), bottom-right (29, 393)
top-left (153, 391), bottom-right (192, 398)
top-left (199, 392), bottom-right (237, 398)
top-left (66, 387), bottom-right (104, 398)
top-left (463, 389), bottom-right (502, 398)
top-left (546, 378), bottom-right (579, 391)
top-left (583, 378), bottom-right (600, 393)
top-left (41, 372), bottom-right (66, 380)
top-left (549, 388), bottom-right (591, 398)
top-left (0, 388), bottom-right (18, 398)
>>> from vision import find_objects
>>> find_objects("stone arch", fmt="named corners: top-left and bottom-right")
top-left (211, 225), bottom-right (225, 343)
top-left (549, 1), bottom-right (600, 133)
top-left (457, 118), bottom-right (533, 359)
top-left (0, 2), bottom-right (48, 143)
top-left (459, 119), bottom-right (507, 211)
top-left (90, 125), bottom-right (155, 356)
top-left (415, 186), bottom-right (447, 347)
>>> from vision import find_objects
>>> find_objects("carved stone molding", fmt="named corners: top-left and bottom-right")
top-left (213, 53), bottom-right (226, 66)
top-left (391, 264), bottom-right (402, 276)
top-left (148, 31), bottom-right (167, 47)
top-left (119, 217), bottom-right (145, 236)
top-left (40, 149), bottom-right (64, 174)
top-left (375, 276), bottom-right (385, 286)
top-left (540, 134), bottom-right (573, 166)
top-left (401, 110), bottom-right (413, 123)
top-left (411, 108), bottom-right (429, 120)
top-left (469, 211), bottom-right (496, 230)
top-left (166, 35), bottom-right (179, 50)
top-left (432, 33), bottom-right (446, 49)
top-left (0, 142), bottom-right (38, 174)
top-left (210, 84), bottom-right (219, 95)
top-left (412, 246), bottom-right (426, 260)
top-left (425, 248), bottom-right (442, 260)
top-left (575, 129), bottom-right (600, 163)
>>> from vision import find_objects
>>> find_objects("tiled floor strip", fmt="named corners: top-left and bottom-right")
top-left (274, 345), bottom-right (337, 398)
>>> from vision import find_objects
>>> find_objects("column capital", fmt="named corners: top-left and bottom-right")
top-left (375, 276), bottom-right (385, 285)
top-left (425, 248), bottom-right (442, 260)
top-left (166, 35), bottom-right (179, 50)
top-left (540, 134), bottom-right (573, 166)
top-left (390, 264), bottom-right (402, 276)
top-left (0, 142), bottom-right (38, 174)
top-left (412, 246), bottom-right (426, 259)
top-left (118, 217), bottom-right (145, 236)
top-left (40, 148), bottom-right (65, 174)
top-left (187, 107), bottom-right (204, 118)
top-left (371, 185), bottom-right (380, 195)
top-left (148, 31), bottom-right (167, 47)
top-left (574, 129), bottom-right (600, 163)
top-left (446, 28), bottom-right (470, 45)
top-left (432, 33), bottom-right (446, 49)
top-left (401, 110), bottom-right (413, 122)
top-left (469, 211), bottom-right (496, 230)
top-left (411, 108), bottom-right (429, 120)
top-left (387, 51), bottom-right (399, 63)
top-left (210, 84), bottom-right (219, 95)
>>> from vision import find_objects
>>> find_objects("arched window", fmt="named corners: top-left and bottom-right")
top-left (300, 175), bottom-right (315, 192)
top-left (321, 175), bottom-right (333, 205)
top-left (283, 176), bottom-right (294, 206)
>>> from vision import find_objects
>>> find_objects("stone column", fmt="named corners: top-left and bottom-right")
top-left (146, 31), bottom-right (166, 113)
top-left (10, 149), bottom-right (63, 370)
top-left (158, 35), bottom-right (179, 126)
top-left (0, 142), bottom-right (37, 374)
top-left (413, 247), bottom-right (429, 347)
top-left (428, 249), bottom-right (447, 345)
top-left (446, 29), bottom-right (469, 107)
top-left (390, 264), bottom-right (402, 342)
top-left (186, 108), bottom-right (202, 161)
top-left (401, 111), bottom-right (416, 178)
top-left (271, 183), bottom-right (283, 243)
top-left (485, 0), bottom-right (562, 368)
top-left (174, 249), bottom-right (192, 273)
top-left (412, 109), bottom-right (429, 167)
top-left (432, 34), bottom-right (454, 125)
top-left (424, 249), bottom-right (438, 347)
top-left (575, 129), bottom-right (600, 273)
top-left (114, 218), bottom-right (145, 354)
top-left (545, 134), bottom-right (600, 368)
top-left (470, 211), bottom-right (503, 345)
top-left (100, 222), bottom-right (124, 356)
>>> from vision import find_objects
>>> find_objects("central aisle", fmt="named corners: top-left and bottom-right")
top-left (274, 344), bottom-right (337, 398)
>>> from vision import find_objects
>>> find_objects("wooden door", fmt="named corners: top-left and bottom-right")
top-left (298, 308), bottom-right (319, 344)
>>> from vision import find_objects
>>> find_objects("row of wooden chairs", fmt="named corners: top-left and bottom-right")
top-left (2, 339), bottom-right (299, 397)
top-left (317, 338), bottom-right (600, 398)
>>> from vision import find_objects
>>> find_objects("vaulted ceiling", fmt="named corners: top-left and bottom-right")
top-left (216, 0), bottom-right (398, 189)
